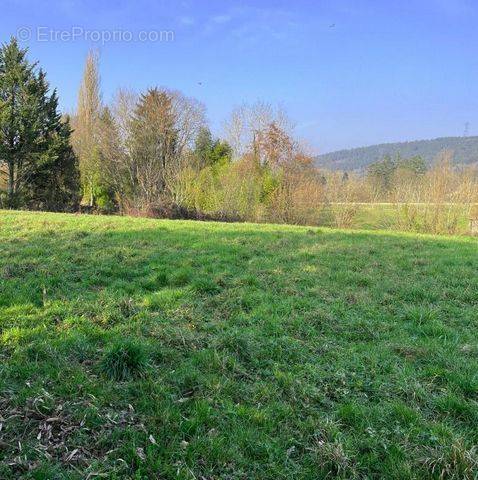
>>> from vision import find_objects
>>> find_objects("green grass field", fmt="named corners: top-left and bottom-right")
top-left (1, 210), bottom-right (478, 479)
top-left (319, 203), bottom-right (473, 234)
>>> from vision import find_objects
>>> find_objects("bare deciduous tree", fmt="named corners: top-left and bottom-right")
top-left (223, 101), bottom-right (292, 159)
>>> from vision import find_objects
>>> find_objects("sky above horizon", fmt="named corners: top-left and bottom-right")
top-left (1, 0), bottom-right (478, 153)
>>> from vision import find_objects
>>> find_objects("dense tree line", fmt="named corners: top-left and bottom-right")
top-left (64, 50), bottom-right (323, 223)
top-left (1, 39), bottom-right (477, 234)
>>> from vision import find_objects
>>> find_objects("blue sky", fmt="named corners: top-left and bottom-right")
top-left (2, 0), bottom-right (478, 153)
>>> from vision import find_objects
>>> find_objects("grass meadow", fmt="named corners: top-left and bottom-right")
top-left (1, 210), bottom-right (478, 479)
top-left (319, 203), bottom-right (474, 234)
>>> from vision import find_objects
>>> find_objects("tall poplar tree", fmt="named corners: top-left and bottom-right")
top-left (72, 50), bottom-right (102, 206)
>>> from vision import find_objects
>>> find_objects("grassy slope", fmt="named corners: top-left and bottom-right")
top-left (1, 211), bottom-right (478, 479)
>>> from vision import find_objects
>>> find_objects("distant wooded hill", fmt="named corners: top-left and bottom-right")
top-left (315, 136), bottom-right (478, 171)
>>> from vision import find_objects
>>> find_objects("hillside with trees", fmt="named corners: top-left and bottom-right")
top-left (316, 136), bottom-right (478, 171)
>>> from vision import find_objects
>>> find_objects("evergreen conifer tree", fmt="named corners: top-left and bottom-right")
top-left (0, 37), bottom-right (79, 210)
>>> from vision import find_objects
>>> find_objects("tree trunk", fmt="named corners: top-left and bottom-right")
top-left (7, 161), bottom-right (15, 208)
top-left (89, 178), bottom-right (94, 207)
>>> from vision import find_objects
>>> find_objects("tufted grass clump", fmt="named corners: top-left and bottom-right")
top-left (100, 339), bottom-right (149, 381)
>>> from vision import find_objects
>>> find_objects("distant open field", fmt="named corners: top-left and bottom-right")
top-left (319, 203), bottom-right (475, 234)
top-left (1, 211), bottom-right (478, 479)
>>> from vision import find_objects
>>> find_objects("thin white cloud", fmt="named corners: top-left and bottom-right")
top-left (179, 16), bottom-right (195, 26)
top-left (212, 14), bottom-right (232, 24)
top-left (199, 5), bottom-right (302, 45)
